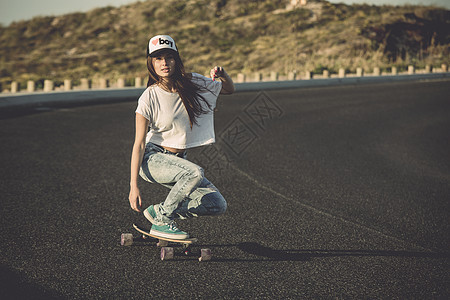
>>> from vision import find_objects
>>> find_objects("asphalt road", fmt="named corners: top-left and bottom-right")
top-left (1, 79), bottom-right (449, 299)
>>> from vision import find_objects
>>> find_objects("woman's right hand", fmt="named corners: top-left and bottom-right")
top-left (129, 186), bottom-right (142, 212)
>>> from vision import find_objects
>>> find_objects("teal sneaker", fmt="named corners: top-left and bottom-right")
top-left (144, 204), bottom-right (162, 225)
top-left (150, 221), bottom-right (189, 240)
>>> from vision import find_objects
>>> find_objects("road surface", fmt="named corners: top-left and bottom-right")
top-left (0, 78), bottom-right (449, 298)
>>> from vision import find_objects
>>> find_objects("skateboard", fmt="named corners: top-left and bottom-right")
top-left (120, 224), bottom-right (212, 261)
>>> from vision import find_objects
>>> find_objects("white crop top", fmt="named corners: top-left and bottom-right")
top-left (135, 73), bottom-right (222, 149)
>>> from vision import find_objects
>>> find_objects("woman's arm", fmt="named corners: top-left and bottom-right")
top-left (129, 113), bottom-right (149, 212)
top-left (211, 66), bottom-right (235, 95)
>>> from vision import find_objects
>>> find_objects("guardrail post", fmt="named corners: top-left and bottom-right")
top-left (135, 77), bottom-right (142, 87)
top-left (338, 68), bottom-right (346, 78)
top-left (64, 79), bottom-right (72, 91)
top-left (392, 67), bottom-right (398, 75)
top-left (44, 80), bottom-right (53, 92)
top-left (425, 65), bottom-right (432, 73)
top-left (408, 65), bottom-right (415, 74)
top-left (304, 71), bottom-right (312, 80)
top-left (323, 70), bottom-right (330, 78)
top-left (99, 78), bottom-right (108, 89)
top-left (288, 71), bottom-right (297, 80)
top-left (117, 78), bottom-right (125, 88)
top-left (442, 64), bottom-right (448, 72)
top-left (356, 68), bottom-right (364, 77)
top-left (11, 81), bottom-right (18, 93)
top-left (237, 73), bottom-right (246, 83)
top-left (373, 67), bottom-right (380, 76)
top-left (80, 78), bottom-right (90, 90)
top-left (254, 72), bottom-right (263, 82)
top-left (270, 72), bottom-right (279, 81)
top-left (27, 81), bottom-right (35, 92)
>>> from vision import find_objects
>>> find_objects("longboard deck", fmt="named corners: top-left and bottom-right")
top-left (133, 224), bottom-right (198, 244)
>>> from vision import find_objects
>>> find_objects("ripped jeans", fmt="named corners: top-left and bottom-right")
top-left (139, 143), bottom-right (227, 224)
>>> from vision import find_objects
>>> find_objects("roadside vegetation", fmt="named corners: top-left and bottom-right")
top-left (0, 0), bottom-right (448, 89)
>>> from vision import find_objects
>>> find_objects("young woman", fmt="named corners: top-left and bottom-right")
top-left (129, 35), bottom-right (235, 239)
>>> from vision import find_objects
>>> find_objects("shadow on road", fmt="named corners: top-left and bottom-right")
top-left (234, 242), bottom-right (450, 262)
top-left (128, 238), bottom-right (450, 262)
top-left (0, 264), bottom-right (65, 299)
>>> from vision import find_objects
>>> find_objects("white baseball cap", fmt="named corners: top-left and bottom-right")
top-left (147, 35), bottom-right (178, 57)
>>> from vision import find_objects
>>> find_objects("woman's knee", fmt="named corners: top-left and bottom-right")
top-left (217, 199), bottom-right (227, 215)
top-left (207, 192), bottom-right (227, 215)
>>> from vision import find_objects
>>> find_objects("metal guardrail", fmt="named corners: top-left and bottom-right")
top-left (0, 72), bottom-right (448, 109)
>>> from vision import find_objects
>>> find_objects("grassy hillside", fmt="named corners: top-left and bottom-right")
top-left (0, 0), bottom-right (449, 89)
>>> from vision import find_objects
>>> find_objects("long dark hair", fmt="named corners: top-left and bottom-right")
top-left (147, 50), bottom-right (212, 128)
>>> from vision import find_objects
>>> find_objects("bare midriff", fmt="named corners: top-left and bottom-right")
top-left (161, 145), bottom-right (186, 154)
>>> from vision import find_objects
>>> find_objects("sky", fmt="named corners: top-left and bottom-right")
top-left (1, 0), bottom-right (449, 26)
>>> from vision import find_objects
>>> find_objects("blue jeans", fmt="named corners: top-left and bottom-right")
top-left (139, 143), bottom-right (227, 223)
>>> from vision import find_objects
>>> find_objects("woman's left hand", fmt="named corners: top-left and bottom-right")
top-left (210, 66), bottom-right (224, 81)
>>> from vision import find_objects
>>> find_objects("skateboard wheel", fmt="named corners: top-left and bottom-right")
top-left (120, 233), bottom-right (133, 246)
top-left (161, 247), bottom-right (174, 260)
top-left (198, 248), bottom-right (212, 261)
